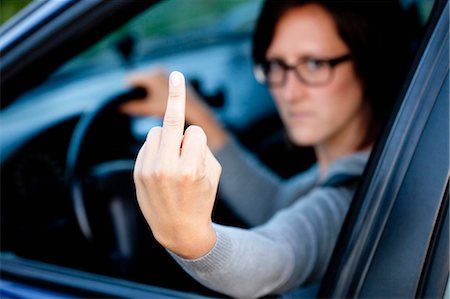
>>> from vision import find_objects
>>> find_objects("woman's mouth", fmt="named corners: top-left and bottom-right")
top-left (289, 111), bottom-right (312, 121)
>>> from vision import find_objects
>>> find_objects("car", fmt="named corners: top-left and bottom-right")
top-left (0, 0), bottom-right (448, 298)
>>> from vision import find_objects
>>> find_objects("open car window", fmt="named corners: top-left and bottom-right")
top-left (1, 0), bottom-right (446, 298)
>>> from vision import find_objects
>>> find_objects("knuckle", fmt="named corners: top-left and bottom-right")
top-left (133, 167), bottom-right (141, 182)
top-left (216, 160), bottom-right (222, 172)
top-left (212, 157), bottom-right (222, 174)
top-left (177, 168), bottom-right (192, 181)
top-left (146, 126), bottom-right (162, 140)
top-left (186, 125), bottom-right (207, 141)
top-left (179, 167), bottom-right (203, 184)
top-left (163, 115), bottom-right (182, 128)
top-left (153, 163), bottom-right (176, 182)
top-left (141, 168), bottom-right (155, 182)
top-left (215, 161), bottom-right (222, 175)
top-left (168, 90), bottom-right (182, 99)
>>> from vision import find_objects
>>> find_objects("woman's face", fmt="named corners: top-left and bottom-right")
top-left (266, 4), bottom-right (368, 150)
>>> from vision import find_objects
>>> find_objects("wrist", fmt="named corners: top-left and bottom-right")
top-left (161, 223), bottom-right (217, 260)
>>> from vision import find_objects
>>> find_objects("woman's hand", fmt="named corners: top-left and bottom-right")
top-left (133, 71), bottom-right (222, 259)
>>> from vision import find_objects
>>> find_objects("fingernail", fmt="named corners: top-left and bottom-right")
top-left (170, 71), bottom-right (182, 87)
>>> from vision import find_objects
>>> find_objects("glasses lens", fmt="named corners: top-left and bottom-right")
top-left (267, 61), bottom-right (286, 86)
top-left (296, 59), bottom-right (331, 85)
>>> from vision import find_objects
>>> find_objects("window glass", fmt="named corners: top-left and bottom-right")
top-left (53, 0), bottom-right (262, 79)
top-left (0, 0), bottom-right (33, 24)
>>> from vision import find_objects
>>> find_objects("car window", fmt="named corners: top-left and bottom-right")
top-left (0, 0), bottom-right (33, 24)
top-left (53, 0), bottom-right (262, 80)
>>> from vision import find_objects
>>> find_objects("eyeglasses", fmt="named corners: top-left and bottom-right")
top-left (254, 54), bottom-right (352, 87)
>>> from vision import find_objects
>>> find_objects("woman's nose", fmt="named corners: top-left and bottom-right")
top-left (281, 70), bottom-right (307, 102)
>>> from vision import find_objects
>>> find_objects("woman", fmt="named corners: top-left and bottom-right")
top-left (127, 0), bottom-right (412, 297)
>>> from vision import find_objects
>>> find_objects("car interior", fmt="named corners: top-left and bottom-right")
top-left (0, 0), bottom-right (442, 297)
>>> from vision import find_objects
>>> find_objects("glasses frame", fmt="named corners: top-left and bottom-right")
top-left (254, 53), bottom-right (352, 87)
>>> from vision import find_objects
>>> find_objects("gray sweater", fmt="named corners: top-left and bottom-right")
top-left (170, 139), bottom-right (369, 298)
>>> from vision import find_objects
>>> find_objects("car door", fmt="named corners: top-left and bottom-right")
top-left (319, 0), bottom-right (449, 297)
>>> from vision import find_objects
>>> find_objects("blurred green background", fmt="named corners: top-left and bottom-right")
top-left (0, 0), bottom-right (253, 26)
top-left (1, 0), bottom-right (33, 24)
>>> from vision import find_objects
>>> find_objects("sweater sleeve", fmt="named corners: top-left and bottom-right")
top-left (169, 185), bottom-right (355, 298)
top-left (214, 138), bottom-right (284, 226)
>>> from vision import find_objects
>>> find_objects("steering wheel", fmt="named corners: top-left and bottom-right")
top-left (65, 87), bottom-right (146, 271)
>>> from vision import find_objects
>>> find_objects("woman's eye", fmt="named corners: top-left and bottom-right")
top-left (305, 59), bottom-right (325, 71)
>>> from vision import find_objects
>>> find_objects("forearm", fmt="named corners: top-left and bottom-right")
top-left (214, 138), bottom-right (283, 226)
top-left (169, 224), bottom-right (297, 299)
top-left (169, 186), bottom-right (355, 298)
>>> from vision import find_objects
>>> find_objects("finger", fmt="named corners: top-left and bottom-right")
top-left (143, 126), bottom-right (163, 168)
top-left (159, 71), bottom-right (186, 159)
top-left (133, 142), bottom-right (146, 185)
top-left (133, 141), bottom-right (154, 225)
top-left (205, 147), bottom-right (222, 189)
top-left (126, 72), bottom-right (150, 87)
top-left (134, 148), bottom-right (149, 215)
top-left (180, 125), bottom-right (207, 173)
top-left (134, 126), bottom-right (162, 182)
top-left (142, 127), bottom-right (162, 183)
top-left (120, 100), bottom-right (150, 116)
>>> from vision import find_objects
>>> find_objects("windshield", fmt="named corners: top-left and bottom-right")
top-left (52, 0), bottom-right (261, 80)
